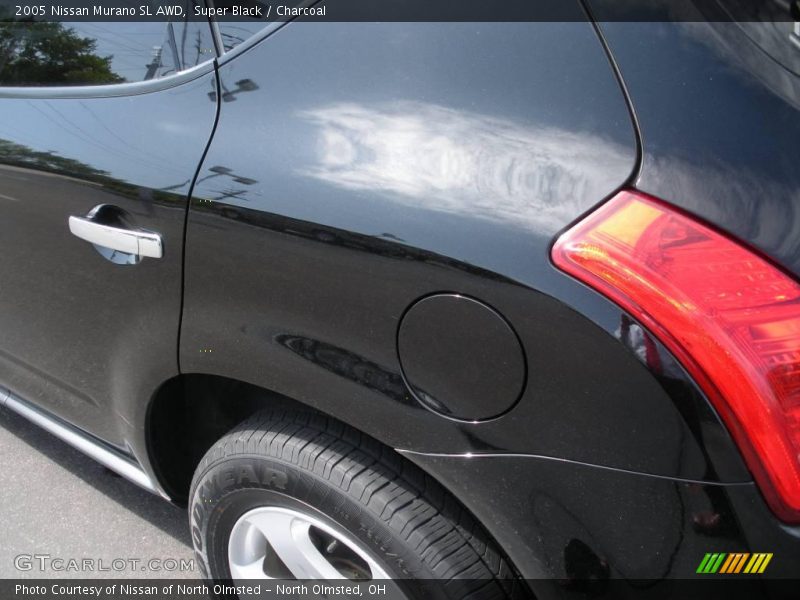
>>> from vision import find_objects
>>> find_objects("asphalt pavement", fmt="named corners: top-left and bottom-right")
top-left (0, 406), bottom-right (198, 579)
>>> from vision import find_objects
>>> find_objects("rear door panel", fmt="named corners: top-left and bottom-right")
top-left (0, 72), bottom-right (217, 448)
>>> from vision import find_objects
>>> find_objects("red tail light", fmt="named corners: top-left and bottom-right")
top-left (552, 190), bottom-right (800, 522)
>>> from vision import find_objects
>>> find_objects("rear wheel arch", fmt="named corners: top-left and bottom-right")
top-left (146, 373), bottom-right (314, 503)
top-left (188, 408), bottom-right (526, 595)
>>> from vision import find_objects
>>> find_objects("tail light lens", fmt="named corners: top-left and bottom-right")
top-left (552, 190), bottom-right (800, 522)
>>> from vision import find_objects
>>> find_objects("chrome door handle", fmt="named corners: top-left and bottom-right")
top-left (68, 215), bottom-right (163, 259)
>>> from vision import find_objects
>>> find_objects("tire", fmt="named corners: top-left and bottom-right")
top-left (189, 409), bottom-right (524, 600)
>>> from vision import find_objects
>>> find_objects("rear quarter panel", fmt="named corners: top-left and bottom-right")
top-left (180, 19), bottom-right (741, 480)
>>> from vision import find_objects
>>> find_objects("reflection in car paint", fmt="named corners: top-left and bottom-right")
top-left (275, 333), bottom-right (419, 407)
top-left (297, 101), bottom-right (632, 234)
top-left (192, 200), bottom-right (519, 284)
top-left (642, 153), bottom-right (800, 266)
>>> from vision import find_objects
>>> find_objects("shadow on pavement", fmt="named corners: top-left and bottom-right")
top-left (0, 405), bottom-right (192, 549)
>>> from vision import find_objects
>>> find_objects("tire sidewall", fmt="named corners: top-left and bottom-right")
top-left (190, 454), bottom-right (446, 598)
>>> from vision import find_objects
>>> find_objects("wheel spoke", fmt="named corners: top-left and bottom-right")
top-left (249, 510), bottom-right (345, 580)
top-left (228, 519), bottom-right (269, 579)
top-left (229, 555), bottom-right (268, 580)
top-left (229, 506), bottom-right (395, 582)
top-left (360, 554), bottom-right (392, 580)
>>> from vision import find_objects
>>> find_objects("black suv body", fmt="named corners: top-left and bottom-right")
top-left (1, 1), bottom-right (799, 596)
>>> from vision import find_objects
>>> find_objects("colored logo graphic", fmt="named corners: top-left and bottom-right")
top-left (696, 553), bottom-right (773, 574)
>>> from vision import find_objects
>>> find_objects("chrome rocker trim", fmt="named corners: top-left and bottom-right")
top-left (0, 387), bottom-right (163, 497)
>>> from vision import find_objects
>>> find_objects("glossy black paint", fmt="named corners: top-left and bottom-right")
top-left (173, 17), bottom-right (794, 582)
top-left (0, 70), bottom-right (217, 453)
top-left (590, 15), bottom-right (800, 276)
top-left (397, 294), bottom-right (526, 421)
top-left (402, 452), bottom-right (800, 587)
top-left (180, 18), bottom-right (755, 474)
top-left (1, 9), bottom-right (798, 590)
top-left (181, 20), bottom-right (743, 477)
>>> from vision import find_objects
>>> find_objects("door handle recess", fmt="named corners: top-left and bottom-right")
top-left (68, 215), bottom-right (163, 259)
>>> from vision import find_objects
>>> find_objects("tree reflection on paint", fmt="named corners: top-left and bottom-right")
top-left (0, 19), bottom-right (124, 86)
